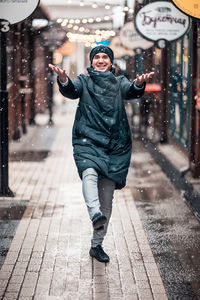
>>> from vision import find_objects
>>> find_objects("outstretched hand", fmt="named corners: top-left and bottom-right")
top-left (48, 64), bottom-right (68, 83)
top-left (135, 72), bottom-right (155, 87)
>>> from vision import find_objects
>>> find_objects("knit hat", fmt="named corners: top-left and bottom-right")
top-left (89, 45), bottom-right (114, 65)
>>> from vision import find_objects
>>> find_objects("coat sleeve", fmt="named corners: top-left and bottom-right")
top-left (57, 75), bottom-right (83, 99)
top-left (120, 76), bottom-right (146, 100)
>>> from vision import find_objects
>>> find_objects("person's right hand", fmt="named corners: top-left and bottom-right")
top-left (48, 64), bottom-right (68, 83)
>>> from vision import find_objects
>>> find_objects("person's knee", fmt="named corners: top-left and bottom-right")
top-left (98, 178), bottom-right (115, 190)
top-left (98, 179), bottom-right (115, 203)
top-left (82, 168), bottom-right (98, 180)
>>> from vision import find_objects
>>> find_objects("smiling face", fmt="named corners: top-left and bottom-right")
top-left (91, 52), bottom-right (112, 72)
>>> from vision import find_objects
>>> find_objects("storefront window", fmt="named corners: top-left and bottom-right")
top-left (135, 49), bottom-right (144, 75)
top-left (168, 31), bottom-right (191, 151)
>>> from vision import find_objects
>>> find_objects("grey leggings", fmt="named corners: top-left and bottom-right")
top-left (82, 168), bottom-right (115, 247)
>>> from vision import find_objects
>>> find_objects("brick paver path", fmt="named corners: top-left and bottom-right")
top-left (0, 100), bottom-right (168, 300)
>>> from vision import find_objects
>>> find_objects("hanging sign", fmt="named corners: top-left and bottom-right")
top-left (110, 36), bottom-right (135, 58)
top-left (0, 0), bottom-right (40, 25)
top-left (119, 21), bottom-right (154, 50)
top-left (172, 0), bottom-right (200, 20)
top-left (135, 1), bottom-right (190, 48)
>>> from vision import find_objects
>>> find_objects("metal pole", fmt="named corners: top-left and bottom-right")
top-left (48, 49), bottom-right (54, 126)
top-left (159, 47), bottom-right (168, 143)
top-left (0, 30), bottom-right (14, 196)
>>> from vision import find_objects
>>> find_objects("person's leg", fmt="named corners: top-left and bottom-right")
top-left (82, 168), bottom-right (107, 230)
top-left (91, 178), bottom-right (115, 247)
top-left (82, 168), bottom-right (100, 220)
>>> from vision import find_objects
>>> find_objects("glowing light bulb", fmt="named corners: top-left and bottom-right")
top-left (57, 18), bottom-right (63, 23)
top-left (96, 17), bottom-right (102, 22)
top-left (105, 4), bottom-right (110, 9)
top-left (88, 18), bottom-right (94, 23)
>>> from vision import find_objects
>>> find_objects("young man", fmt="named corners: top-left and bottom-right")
top-left (49, 45), bottom-right (154, 263)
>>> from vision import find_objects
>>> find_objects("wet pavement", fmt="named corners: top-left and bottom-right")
top-left (0, 201), bottom-right (28, 268)
top-left (127, 139), bottom-right (200, 300)
top-left (9, 151), bottom-right (49, 162)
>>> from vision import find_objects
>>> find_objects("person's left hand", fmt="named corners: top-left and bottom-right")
top-left (135, 72), bottom-right (155, 87)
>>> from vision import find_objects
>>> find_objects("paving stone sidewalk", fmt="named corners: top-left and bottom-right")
top-left (0, 100), bottom-right (168, 300)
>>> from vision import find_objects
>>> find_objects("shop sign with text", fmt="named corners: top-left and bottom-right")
top-left (110, 36), bottom-right (135, 58)
top-left (119, 22), bottom-right (154, 50)
top-left (135, 1), bottom-right (190, 44)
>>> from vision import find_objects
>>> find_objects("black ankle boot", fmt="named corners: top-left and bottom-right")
top-left (89, 245), bottom-right (110, 263)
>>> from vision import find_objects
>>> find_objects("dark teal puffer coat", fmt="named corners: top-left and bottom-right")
top-left (57, 67), bottom-right (145, 189)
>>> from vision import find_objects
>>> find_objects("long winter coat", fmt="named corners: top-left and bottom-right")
top-left (57, 67), bottom-right (145, 189)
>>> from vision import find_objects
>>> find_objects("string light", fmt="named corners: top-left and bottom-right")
top-left (57, 14), bottom-right (112, 26)
top-left (57, 18), bottom-right (63, 23)
top-left (88, 18), bottom-right (94, 23)
top-left (104, 16), bottom-right (110, 21)
top-left (105, 4), bottom-right (110, 9)
top-left (56, 3), bottom-right (118, 48)
top-left (61, 19), bottom-right (68, 26)
top-left (66, 30), bottom-right (116, 44)
top-left (96, 36), bottom-right (102, 42)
